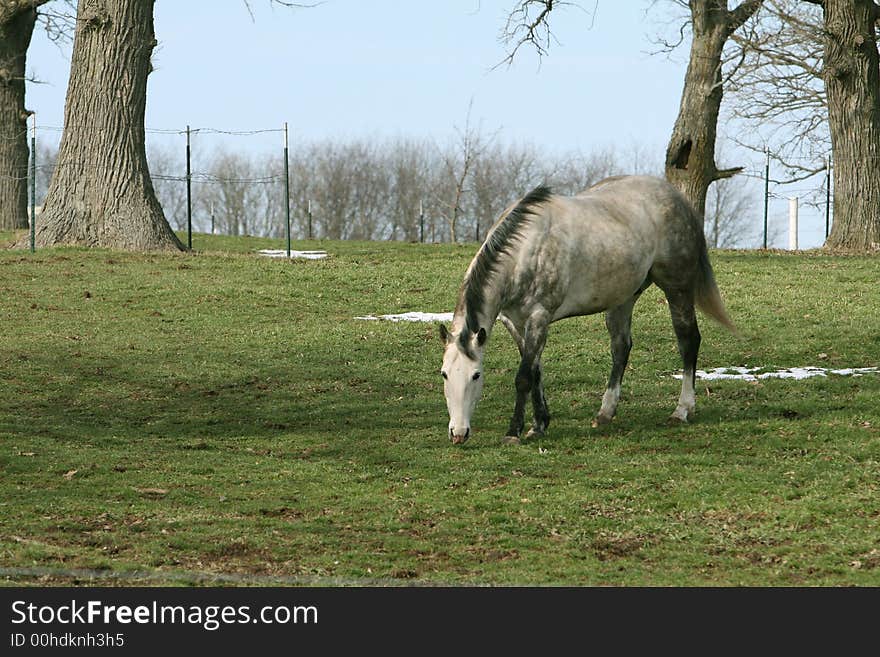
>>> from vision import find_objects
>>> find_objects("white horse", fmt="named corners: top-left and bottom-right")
top-left (439, 175), bottom-right (735, 445)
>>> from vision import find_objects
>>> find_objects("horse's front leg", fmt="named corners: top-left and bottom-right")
top-left (525, 358), bottom-right (550, 439)
top-left (504, 311), bottom-right (549, 444)
top-left (500, 315), bottom-right (550, 440)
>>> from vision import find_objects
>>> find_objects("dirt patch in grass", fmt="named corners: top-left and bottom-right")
top-left (590, 532), bottom-right (652, 561)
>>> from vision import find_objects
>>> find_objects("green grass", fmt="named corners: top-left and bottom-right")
top-left (1, 231), bottom-right (879, 586)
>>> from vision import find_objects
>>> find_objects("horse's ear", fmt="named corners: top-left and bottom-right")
top-left (439, 324), bottom-right (450, 343)
top-left (476, 327), bottom-right (487, 346)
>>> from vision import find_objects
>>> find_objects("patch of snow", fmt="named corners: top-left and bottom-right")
top-left (829, 368), bottom-right (879, 377)
top-left (679, 367), bottom-right (761, 381)
top-left (258, 249), bottom-right (328, 260)
top-left (674, 366), bottom-right (879, 382)
top-left (355, 312), bottom-right (454, 323)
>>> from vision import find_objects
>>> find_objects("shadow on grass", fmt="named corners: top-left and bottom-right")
top-left (0, 349), bottom-right (448, 450)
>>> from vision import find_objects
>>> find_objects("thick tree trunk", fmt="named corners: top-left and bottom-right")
top-left (0, 3), bottom-right (39, 231)
top-left (664, 1), bottom-right (761, 218)
top-left (28, 0), bottom-right (183, 251)
top-left (821, 0), bottom-right (880, 251)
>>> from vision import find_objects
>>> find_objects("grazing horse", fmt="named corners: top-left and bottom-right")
top-left (438, 175), bottom-right (735, 445)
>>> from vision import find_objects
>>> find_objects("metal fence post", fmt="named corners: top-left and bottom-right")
top-left (308, 199), bottom-right (313, 240)
top-left (186, 125), bottom-right (192, 250)
top-left (29, 113), bottom-right (36, 254)
top-left (284, 122), bottom-right (291, 257)
top-left (763, 148), bottom-right (769, 249)
top-left (825, 157), bottom-right (831, 239)
top-left (419, 199), bottom-right (424, 244)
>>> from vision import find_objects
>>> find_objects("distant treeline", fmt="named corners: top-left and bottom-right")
top-left (151, 137), bottom-right (648, 243)
top-left (33, 135), bottom-right (758, 247)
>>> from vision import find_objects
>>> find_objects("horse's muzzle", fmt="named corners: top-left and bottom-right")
top-left (450, 427), bottom-right (470, 445)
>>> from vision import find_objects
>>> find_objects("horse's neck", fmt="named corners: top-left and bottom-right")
top-left (455, 285), bottom-right (505, 337)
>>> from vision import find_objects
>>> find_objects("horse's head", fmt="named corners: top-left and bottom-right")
top-left (439, 323), bottom-right (487, 445)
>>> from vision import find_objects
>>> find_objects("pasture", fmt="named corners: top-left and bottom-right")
top-left (1, 233), bottom-right (879, 586)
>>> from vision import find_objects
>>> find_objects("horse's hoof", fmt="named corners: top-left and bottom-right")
top-left (502, 435), bottom-right (521, 445)
top-left (667, 413), bottom-right (689, 425)
top-left (591, 414), bottom-right (612, 428)
top-left (524, 427), bottom-right (544, 440)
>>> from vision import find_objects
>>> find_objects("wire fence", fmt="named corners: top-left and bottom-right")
top-left (12, 121), bottom-right (301, 253)
top-left (14, 120), bottom-right (482, 248)
top-left (10, 119), bottom-right (836, 252)
top-left (733, 150), bottom-right (832, 250)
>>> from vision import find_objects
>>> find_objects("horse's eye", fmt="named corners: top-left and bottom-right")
top-left (441, 371), bottom-right (448, 380)
top-left (472, 372), bottom-right (481, 381)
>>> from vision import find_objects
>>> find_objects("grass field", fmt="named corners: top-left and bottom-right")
top-left (1, 231), bottom-right (879, 586)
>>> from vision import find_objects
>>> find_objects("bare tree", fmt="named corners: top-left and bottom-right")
top-left (662, 0), bottom-right (764, 219)
top-left (807, 0), bottom-right (880, 250)
top-left (148, 142), bottom-right (188, 231)
top-left (501, 1), bottom-right (763, 220)
top-left (726, 0), bottom-right (827, 177)
top-left (704, 175), bottom-right (756, 247)
top-left (498, 0), bottom-right (592, 67)
top-left (0, 1), bottom-right (72, 231)
top-left (0, 1), bottom-right (51, 230)
top-left (543, 147), bottom-right (619, 194)
top-left (33, 139), bottom-right (56, 205)
top-left (436, 104), bottom-right (496, 242)
top-left (388, 137), bottom-right (432, 241)
top-left (347, 141), bottom-right (389, 240)
top-left (470, 143), bottom-right (511, 242)
top-left (145, 129), bottom-right (766, 248)
top-left (22, 0), bottom-right (311, 251)
top-left (288, 145), bottom-right (315, 239)
top-left (720, 0), bottom-right (880, 249)
top-left (26, 0), bottom-right (183, 250)
top-left (256, 152), bottom-right (285, 238)
top-left (468, 141), bottom-right (545, 241)
top-left (205, 149), bottom-right (272, 237)
top-left (311, 141), bottom-right (357, 240)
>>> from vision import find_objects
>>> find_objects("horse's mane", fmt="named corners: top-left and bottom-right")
top-left (457, 185), bottom-right (553, 345)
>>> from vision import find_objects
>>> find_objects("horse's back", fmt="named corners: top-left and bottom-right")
top-left (577, 175), bottom-right (697, 225)
top-left (551, 175), bottom-right (700, 253)
top-left (570, 175), bottom-right (705, 267)
top-left (508, 175), bottom-right (707, 320)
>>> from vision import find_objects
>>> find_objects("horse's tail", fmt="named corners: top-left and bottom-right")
top-left (695, 242), bottom-right (737, 334)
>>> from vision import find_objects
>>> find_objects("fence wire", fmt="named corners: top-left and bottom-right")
top-left (9, 121), bottom-right (836, 248)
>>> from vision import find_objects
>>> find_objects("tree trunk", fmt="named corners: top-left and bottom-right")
top-left (27, 0), bottom-right (183, 251)
top-left (821, 0), bottom-right (880, 251)
top-left (0, 3), bottom-right (40, 231)
top-left (664, 1), bottom-right (761, 218)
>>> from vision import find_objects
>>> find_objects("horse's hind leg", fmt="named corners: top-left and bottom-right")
top-left (592, 294), bottom-right (639, 427)
top-left (665, 289), bottom-right (701, 423)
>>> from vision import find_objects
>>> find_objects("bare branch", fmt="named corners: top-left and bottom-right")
top-left (243, 0), bottom-right (324, 22)
top-left (715, 166), bottom-right (745, 180)
top-left (36, 2), bottom-right (77, 44)
top-left (727, 0), bottom-right (765, 34)
top-left (496, 0), bottom-right (595, 69)
top-left (643, 0), bottom-right (691, 57)
top-left (268, 0), bottom-right (324, 7)
top-left (723, 0), bottom-right (828, 174)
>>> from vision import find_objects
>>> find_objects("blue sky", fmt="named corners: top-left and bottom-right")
top-left (27, 2), bottom-right (685, 153)
top-left (25, 0), bottom-right (826, 247)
